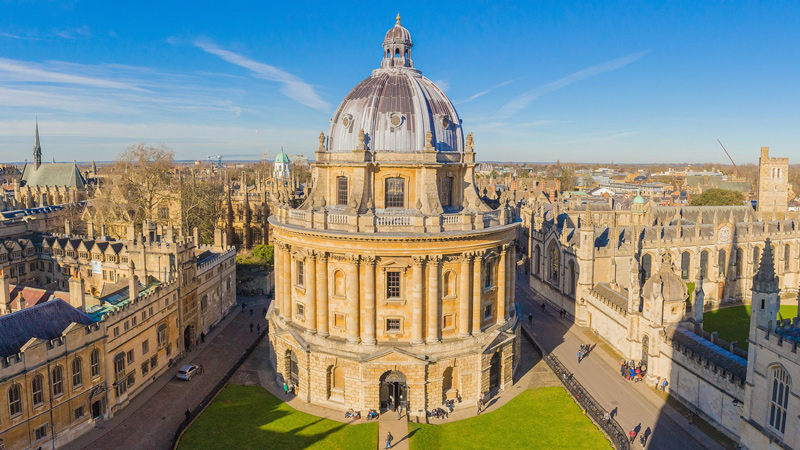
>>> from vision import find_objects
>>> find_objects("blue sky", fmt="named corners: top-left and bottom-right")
top-left (1, 1), bottom-right (799, 164)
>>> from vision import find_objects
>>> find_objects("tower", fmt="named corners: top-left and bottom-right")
top-left (33, 120), bottom-right (42, 170)
top-left (273, 148), bottom-right (291, 181)
top-left (750, 238), bottom-right (780, 334)
top-left (756, 147), bottom-right (789, 216)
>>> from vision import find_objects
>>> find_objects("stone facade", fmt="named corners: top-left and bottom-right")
top-left (757, 147), bottom-right (789, 216)
top-left (267, 17), bottom-right (519, 414)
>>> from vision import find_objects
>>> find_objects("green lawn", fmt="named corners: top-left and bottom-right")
top-left (178, 384), bottom-right (378, 450)
top-left (703, 304), bottom-right (798, 350)
top-left (408, 387), bottom-right (612, 450)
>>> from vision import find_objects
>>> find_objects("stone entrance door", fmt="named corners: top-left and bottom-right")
top-left (379, 371), bottom-right (407, 412)
top-left (183, 325), bottom-right (193, 351)
top-left (489, 351), bottom-right (501, 390)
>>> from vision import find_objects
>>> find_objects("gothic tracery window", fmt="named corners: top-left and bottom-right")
top-left (769, 365), bottom-right (790, 434)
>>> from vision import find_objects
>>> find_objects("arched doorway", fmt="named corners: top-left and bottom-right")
top-left (285, 350), bottom-right (298, 385)
top-left (489, 351), bottom-right (502, 391)
top-left (379, 371), bottom-right (407, 412)
top-left (183, 325), bottom-right (193, 351)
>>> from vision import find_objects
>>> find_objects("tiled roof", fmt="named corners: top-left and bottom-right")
top-left (0, 299), bottom-right (95, 358)
top-left (21, 162), bottom-right (86, 189)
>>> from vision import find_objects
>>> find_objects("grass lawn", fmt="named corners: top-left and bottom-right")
top-left (408, 387), bottom-right (611, 450)
top-left (702, 304), bottom-right (798, 351)
top-left (178, 384), bottom-right (378, 450)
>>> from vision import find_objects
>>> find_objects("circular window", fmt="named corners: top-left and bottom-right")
top-left (441, 115), bottom-right (450, 129)
top-left (342, 116), bottom-right (350, 128)
top-left (390, 113), bottom-right (403, 127)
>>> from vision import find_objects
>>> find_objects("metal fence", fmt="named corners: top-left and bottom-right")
top-left (521, 325), bottom-right (630, 450)
top-left (170, 329), bottom-right (268, 450)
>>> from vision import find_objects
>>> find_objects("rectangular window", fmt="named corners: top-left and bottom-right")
top-left (52, 367), bottom-right (64, 396)
top-left (484, 303), bottom-right (494, 320)
top-left (142, 340), bottom-right (149, 355)
top-left (141, 361), bottom-right (149, 376)
top-left (75, 406), bottom-right (85, 419)
top-left (296, 303), bottom-right (305, 318)
top-left (91, 350), bottom-right (100, 377)
top-left (150, 355), bottom-right (158, 370)
top-left (333, 313), bottom-right (345, 328)
top-left (113, 326), bottom-right (119, 337)
top-left (443, 314), bottom-right (455, 329)
top-left (114, 354), bottom-right (126, 382)
top-left (441, 176), bottom-right (453, 207)
top-left (296, 260), bottom-right (304, 287)
top-left (386, 318), bottom-right (401, 332)
top-left (124, 321), bottom-right (130, 332)
top-left (127, 349), bottom-right (135, 365)
top-left (337, 176), bottom-right (348, 206)
top-left (385, 178), bottom-right (405, 208)
top-left (35, 425), bottom-right (48, 440)
top-left (386, 271), bottom-right (401, 298)
top-left (127, 372), bottom-right (135, 388)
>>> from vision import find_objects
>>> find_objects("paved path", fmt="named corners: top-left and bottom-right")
top-left (64, 295), bottom-right (269, 450)
top-left (379, 413), bottom-right (409, 450)
top-left (515, 278), bottom-right (725, 450)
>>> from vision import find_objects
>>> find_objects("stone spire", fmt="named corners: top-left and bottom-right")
top-left (33, 119), bottom-right (42, 170)
top-left (583, 202), bottom-right (594, 228)
top-left (753, 238), bottom-right (779, 293)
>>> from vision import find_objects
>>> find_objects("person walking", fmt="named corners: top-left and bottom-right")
top-left (603, 411), bottom-right (611, 426)
top-left (629, 429), bottom-right (636, 444)
top-left (577, 349), bottom-right (583, 363)
top-left (656, 376), bottom-right (661, 390)
top-left (476, 398), bottom-right (483, 415)
top-left (249, 323), bottom-right (254, 333)
top-left (241, 302), bottom-right (246, 313)
top-left (541, 302), bottom-right (546, 312)
top-left (661, 378), bottom-right (668, 392)
top-left (385, 431), bottom-right (393, 449)
top-left (257, 324), bottom-right (261, 334)
top-left (283, 382), bottom-right (289, 396)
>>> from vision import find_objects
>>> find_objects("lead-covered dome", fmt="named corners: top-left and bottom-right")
top-left (327, 16), bottom-right (464, 153)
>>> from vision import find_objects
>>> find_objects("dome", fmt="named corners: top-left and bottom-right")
top-left (326, 17), bottom-right (464, 153)
top-left (633, 194), bottom-right (645, 204)
top-left (275, 149), bottom-right (290, 164)
top-left (642, 253), bottom-right (687, 303)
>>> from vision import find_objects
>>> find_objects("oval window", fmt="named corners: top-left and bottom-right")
top-left (441, 115), bottom-right (450, 129)
top-left (390, 113), bottom-right (403, 127)
top-left (342, 116), bottom-right (350, 128)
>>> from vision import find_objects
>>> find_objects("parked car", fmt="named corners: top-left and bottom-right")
top-left (176, 364), bottom-right (199, 381)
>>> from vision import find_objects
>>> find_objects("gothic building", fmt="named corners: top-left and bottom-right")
top-left (267, 16), bottom-right (520, 413)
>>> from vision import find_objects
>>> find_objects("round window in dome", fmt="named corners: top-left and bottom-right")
top-left (441, 115), bottom-right (450, 129)
top-left (341, 114), bottom-right (353, 130)
top-left (390, 113), bottom-right (403, 128)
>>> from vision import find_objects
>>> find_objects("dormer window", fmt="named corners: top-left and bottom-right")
top-left (337, 177), bottom-right (348, 206)
top-left (385, 178), bottom-right (405, 208)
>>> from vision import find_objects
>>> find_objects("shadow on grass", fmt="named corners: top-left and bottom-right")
top-left (178, 384), bottom-right (377, 450)
top-left (702, 304), bottom-right (797, 351)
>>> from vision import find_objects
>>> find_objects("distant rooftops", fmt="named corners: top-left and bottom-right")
top-left (0, 299), bottom-right (95, 358)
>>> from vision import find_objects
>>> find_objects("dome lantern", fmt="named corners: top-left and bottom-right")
top-left (381, 14), bottom-right (413, 69)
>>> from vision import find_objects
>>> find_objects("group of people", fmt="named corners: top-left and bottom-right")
top-left (345, 408), bottom-right (361, 419)
top-left (619, 358), bottom-right (647, 383)
top-left (577, 343), bottom-right (593, 363)
top-left (283, 381), bottom-right (297, 396)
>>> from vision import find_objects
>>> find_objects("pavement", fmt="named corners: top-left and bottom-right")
top-left (515, 277), bottom-right (726, 450)
top-left (63, 295), bottom-right (269, 450)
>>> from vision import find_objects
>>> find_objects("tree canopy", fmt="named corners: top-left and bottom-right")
top-left (690, 188), bottom-right (745, 206)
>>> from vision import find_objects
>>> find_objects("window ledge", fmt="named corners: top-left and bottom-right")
top-left (383, 298), bottom-right (407, 306)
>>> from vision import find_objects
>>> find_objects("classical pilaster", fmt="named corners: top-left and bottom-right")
top-left (273, 243), bottom-right (282, 316)
top-left (427, 255), bottom-right (441, 343)
top-left (347, 256), bottom-right (361, 344)
top-left (281, 243), bottom-right (292, 323)
top-left (363, 256), bottom-right (377, 345)
top-left (472, 252), bottom-right (483, 334)
top-left (497, 245), bottom-right (508, 325)
top-left (411, 256), bottom-right (425, 344)
top-left (316, 253), bottom-right (329, 337)
top-left (509, 245), bottom-right (516, 316)
top-left (458, 253), bottom-right (473, 337)
top-left (306, 252), bottom-right (317, 333)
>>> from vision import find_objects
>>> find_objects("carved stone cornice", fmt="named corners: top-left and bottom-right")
top-left (362, 255), bottom-right (377, 265)
top-left (412, 256), bottom-right (426, 265)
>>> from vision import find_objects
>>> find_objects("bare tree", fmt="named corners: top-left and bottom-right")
top-left (114, 144), bottom-right (176, 223)
top-left (180, 172), bottom-right (224, 245)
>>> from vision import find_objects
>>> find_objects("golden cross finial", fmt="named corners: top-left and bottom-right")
top-left (396, 13), bottom-right (401, 24)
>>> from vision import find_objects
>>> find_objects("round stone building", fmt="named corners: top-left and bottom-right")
top-left (267, 16), bottom-right (520, 414)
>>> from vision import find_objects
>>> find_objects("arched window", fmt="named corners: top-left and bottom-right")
top-left (91, 349), bottom-right (101, 377)
top-left (736, 248), bottom-right (744, 277)
top-left (568, 260), bottom-right (577, 296)
top-left (32, 375), bottom-right (44, 406)
top-left (333, 270), bottom-right (346, 297)
top-left (640, 254), bottom-right (652, 285)
top-left (485, 261), bottom-right (495, 288)
top-left (681, 251), bottom-right (691, 280)
top-left (385, 178), bottom-right (405, 208)
top-left (549, 243), bottom-right (560, 284)
top-left (52, 365), bottom-right (64, 396)
top-left (700, 250), bottom-right (709, 279)
top-left (753, 247), bottom-right (761, 269)
top-left (72, 357), bottom-right (83, 388)
top-left (404, 49), bottom-right (409, 59)
top-left (395, 48), bottom-right (400, 58)
top-left (442, 367), bottom-right (454, 392)
top-left (769, 365), bottom-right (791, 434)
top-left (8, 384), bottom-right (22, 416)
top-left (785, 244), bottom-right (791, 271)
top-left (718, 249), bottom-right (726, 278)
top-left (440, 176), bottom-right (454, 207)
top-left (328, 365), bottom-right (344, 401)
top-left (200, 295), bottom-right (208, 313)
top-left (337, 176), bottom-right (348, 206)
top-left (443, 271), bottom-right (456, 297)
top-left (533, 245), bottom-right (541, 276)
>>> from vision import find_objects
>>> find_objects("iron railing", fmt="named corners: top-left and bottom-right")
top-left (521, 325), bottom-right (630, 450)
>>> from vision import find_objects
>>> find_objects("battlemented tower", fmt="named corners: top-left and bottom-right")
top-left (756, 147), bottom-right (789, 216)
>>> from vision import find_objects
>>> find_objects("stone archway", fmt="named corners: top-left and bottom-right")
top-left (489, 351), bottom-right (502, 391)
top-left (379, 370), bottom-right (407, 413)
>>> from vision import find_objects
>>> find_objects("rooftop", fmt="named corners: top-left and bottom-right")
top-left (0, 299), bottom-right (95, 358)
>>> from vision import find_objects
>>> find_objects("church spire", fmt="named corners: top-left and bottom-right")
top-left (753, 238), bottom-right (779, 293)
top-left (33, 119), bottom-right (42, 170)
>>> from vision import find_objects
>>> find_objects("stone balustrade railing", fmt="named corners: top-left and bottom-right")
top-left (272, 205), bottom-right (514, 233)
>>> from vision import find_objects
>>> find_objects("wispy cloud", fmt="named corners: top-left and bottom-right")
top-left (193, 39), bottom-right (330, 112)
top-left (497, 51), bottom-right (649, 117)
top-left (462, 76), bottom-right (525, 103)
top-left (55, 25), bottom-right (92, 39)
top-left (432, 79), bottom-right (450, 93)
top-left (0, 58), bottom-right (146, 91)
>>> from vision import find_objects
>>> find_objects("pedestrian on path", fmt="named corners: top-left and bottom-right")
top-left (250, 308), bottom-right (254, 318)
top-left (656, 376), bottom-right (661, 390)
top-left (249, 323), bottom-right (254, 333)
top-left (185, 408), bottom-right (191, 421)
top-left (577, 349), bottom-right (583, 363)
top-left (476, 398), bottom-right (483, 415)
top-left (263, 307), bottom-right (267, 316)
top-left (385, 431), bottom-right (393, 449)
top-left (661, 378), bottom-right (668, 392)
top-left (541, 302), bottom-right (546, 312)
top-left (242, 303), bottom-right (246, 313)
top-left (629, 429), bottom-right (636, 444)
top-left (257, 324), bottom-right (261, 334)
top-left (284, 382), bottom-right (289, 396)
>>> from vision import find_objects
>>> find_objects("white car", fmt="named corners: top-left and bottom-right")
top-left (176, 364), bottom-right (199, 380)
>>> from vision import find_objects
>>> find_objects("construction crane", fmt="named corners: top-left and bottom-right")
top-left (717, 139), bottom-right (742, 177)
top-left (206, 154), bottom-right (222, 174)
top-left (255, 130), bottom-right (268, 164)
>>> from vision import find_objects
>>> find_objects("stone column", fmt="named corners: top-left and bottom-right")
top-left (497, 246), bottom-right (507, 325)
top-left (411, 256), bottom-right (425, 344)
top-left (287, 245), bottom-right (295, 322)
top-left (316, 253), bottom-right (329, 337)
top-left (459, 253), bottom-right (472, 337)
top-left (347, 256), bottom-right (361, 344)
top-left (363, 256), bottom-right (377, 345)
top-left (509, 245), bottom-right (516, 316)
top-left (427, 256), bottom-right (441, 343)
top-left (472, 253), bottom-right (483, 334)
top-left (273, 243), bottom-right (282, 316)
top-left (281, 243), bottom-right (292, 323)
top-left (306, 252), bottom-right (317, 333)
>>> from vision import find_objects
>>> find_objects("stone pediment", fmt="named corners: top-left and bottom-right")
top-left (361, 346), bottom-right (427, 364)
top-left (377, 259), bottom-right (410, 271)
top-left (481, 329), bottom-right (516, 353)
